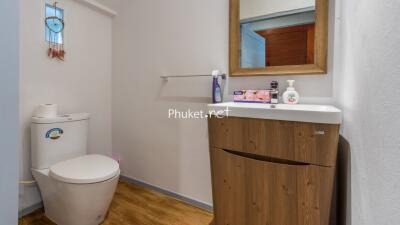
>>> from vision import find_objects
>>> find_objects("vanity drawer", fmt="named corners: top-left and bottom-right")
top-left (208, 116), bottom-right (339, 167)
top-left (210, 148), bottom-right (335, 225)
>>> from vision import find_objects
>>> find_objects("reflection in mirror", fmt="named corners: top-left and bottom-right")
top-left (240, 0), bottom-right (316, 68)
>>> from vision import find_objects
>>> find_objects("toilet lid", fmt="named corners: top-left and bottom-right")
top-left (50, 154), bottom-right (120, 184)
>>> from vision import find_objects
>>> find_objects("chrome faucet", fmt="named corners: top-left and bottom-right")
top-left (270, 81), bottom-right (279, 104)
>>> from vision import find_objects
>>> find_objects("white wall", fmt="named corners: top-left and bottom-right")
top-left (0, 0), bottom-right (19, 223)
top-left (103, 0), bottom-right (336, 206)
top-left (334, 0), bottom-right (400, 224)
top-left (66, 1), bottom-right (400, 224)
top-left (240, 0), bottom-right (315, 19)
top-left (19, 0), bottom-right (113, 211)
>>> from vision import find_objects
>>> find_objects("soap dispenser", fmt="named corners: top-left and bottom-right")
top-left (283, 80), bottom-right (300, 104)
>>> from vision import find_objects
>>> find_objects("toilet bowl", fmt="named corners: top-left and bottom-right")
top-left (32, 155), bottom-right (120, 225)
top-left (30, 113), bottom-right (119, 225)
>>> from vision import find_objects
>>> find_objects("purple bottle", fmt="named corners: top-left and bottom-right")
top-left (212, 70), bottom-right (222, 103)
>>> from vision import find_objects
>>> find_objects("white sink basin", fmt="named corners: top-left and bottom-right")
top-left (208, 102), bottom-right (342, 124)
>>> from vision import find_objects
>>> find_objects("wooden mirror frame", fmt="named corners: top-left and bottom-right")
top-left (229, 0), bottom-right (329, 76)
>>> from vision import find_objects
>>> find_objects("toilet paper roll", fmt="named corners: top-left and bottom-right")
top-left (34, 104), bottom-right (58, 118)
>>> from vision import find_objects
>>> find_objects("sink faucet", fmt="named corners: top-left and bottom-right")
top-left (270, 81), bottom-right (279, 104)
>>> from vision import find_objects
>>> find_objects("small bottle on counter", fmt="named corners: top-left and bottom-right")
top-left (270, 81), bottom-right (279, 104)
top-left (212, 70), bottom-right (223, 103)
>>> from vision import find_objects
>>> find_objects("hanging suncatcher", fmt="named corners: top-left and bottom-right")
top-left (45, 1), bottom-right (65, 60)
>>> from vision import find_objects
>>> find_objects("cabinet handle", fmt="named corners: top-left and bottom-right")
top-left (220, 149), bottom-right (310, 166)
top-left (314, 130), bottom-right (325, 135)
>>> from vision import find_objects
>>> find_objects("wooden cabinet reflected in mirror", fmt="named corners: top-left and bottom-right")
top-left (230, 0), bottom-right (329, 76)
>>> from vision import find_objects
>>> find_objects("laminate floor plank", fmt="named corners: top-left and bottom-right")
top-left (19, 181), bottom-right (213, 225)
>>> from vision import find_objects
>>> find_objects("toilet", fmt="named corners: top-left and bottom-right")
top-left (31, 113), bottom-right (120, 225)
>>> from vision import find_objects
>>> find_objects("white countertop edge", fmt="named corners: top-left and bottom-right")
top-left (207, 102), bottom-right (342, 125)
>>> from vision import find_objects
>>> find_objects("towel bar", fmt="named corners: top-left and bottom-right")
top-left (161, 74), bottom-right (227, 81)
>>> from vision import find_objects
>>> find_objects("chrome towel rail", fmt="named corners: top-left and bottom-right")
top-left (161, 74), bottom-right (227, 81)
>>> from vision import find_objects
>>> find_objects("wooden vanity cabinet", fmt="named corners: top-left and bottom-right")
top-left (208, 116), bottom-right (339, 167)
top-left (208, 116), bottom-right (339, 225)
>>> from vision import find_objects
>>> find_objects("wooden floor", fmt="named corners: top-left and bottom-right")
top-left (19, 181), bottom-right (213, 225)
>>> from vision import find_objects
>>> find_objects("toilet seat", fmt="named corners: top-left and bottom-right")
top-left (49, 154), bottom-right (120, 184)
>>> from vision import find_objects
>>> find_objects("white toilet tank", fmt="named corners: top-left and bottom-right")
top-left (31, 113), bottom-right (90, 170)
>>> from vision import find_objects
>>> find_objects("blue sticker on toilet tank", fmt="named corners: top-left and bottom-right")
top-left (46, 128), bottom-right (64, 140)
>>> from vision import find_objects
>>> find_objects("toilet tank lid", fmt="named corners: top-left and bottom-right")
top-left (32, 113), bottom-right (90, 124)
top-left (49, 154), bottom-right (120, 184)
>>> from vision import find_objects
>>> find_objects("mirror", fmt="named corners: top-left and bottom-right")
top-left (230, 0), bottom-right (329, 76)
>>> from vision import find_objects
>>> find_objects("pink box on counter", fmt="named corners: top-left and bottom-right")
top-left (233, 90), bottom-right (271, 103)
